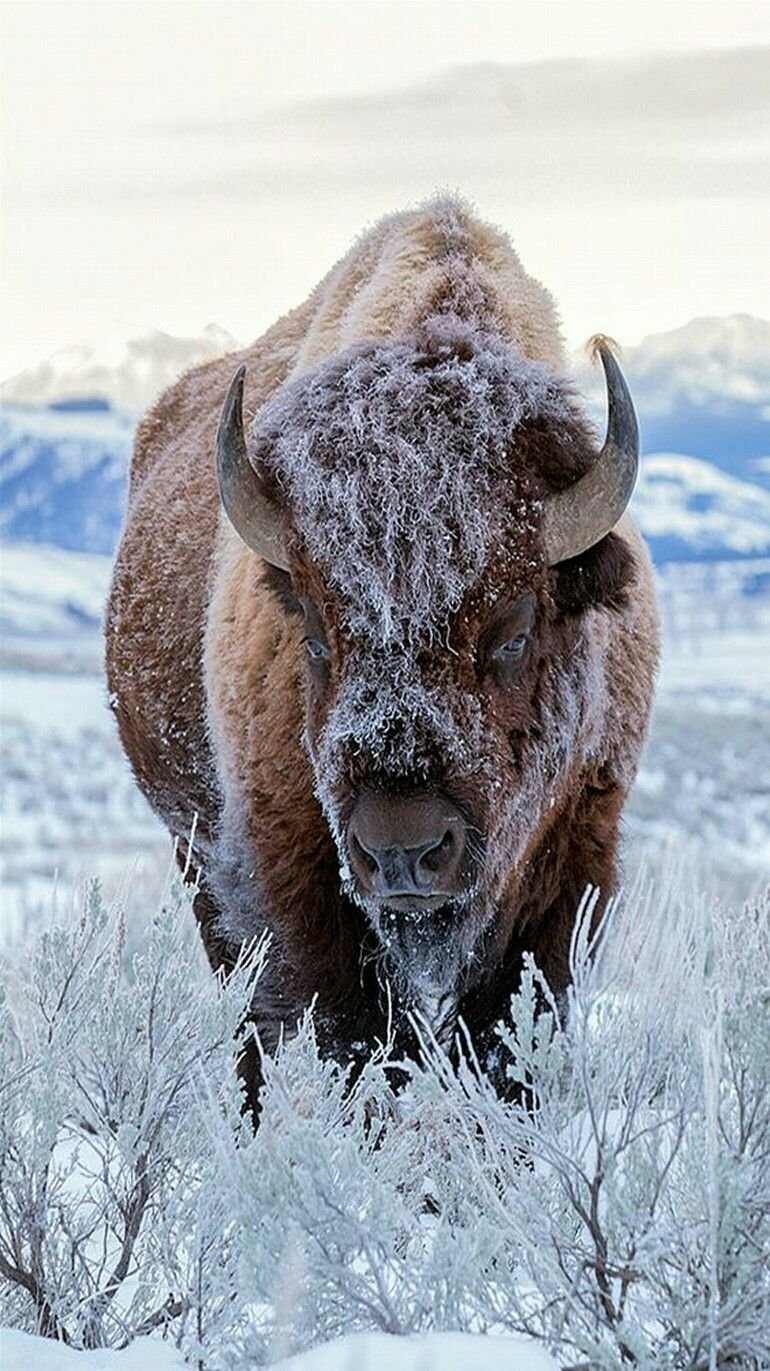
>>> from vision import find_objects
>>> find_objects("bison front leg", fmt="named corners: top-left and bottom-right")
top-left (173, 859), bottom-right (265, 1121)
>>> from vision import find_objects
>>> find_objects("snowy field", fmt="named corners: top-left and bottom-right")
top-left (2, 1329), bottom-right (559, 1370)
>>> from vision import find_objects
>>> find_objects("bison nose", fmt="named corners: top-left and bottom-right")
top-left (347, 791), bottom-right (467, 904)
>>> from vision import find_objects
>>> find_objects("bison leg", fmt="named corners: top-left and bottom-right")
top-left (173, 854), bottom-right (264, 1122)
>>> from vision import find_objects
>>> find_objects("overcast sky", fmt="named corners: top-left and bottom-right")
top-left (2, 1), bottom-right (769, 376)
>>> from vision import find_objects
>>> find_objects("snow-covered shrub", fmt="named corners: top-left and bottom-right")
top-left (196, 876), bottom-right (769, 1370)
top-left (437, 878), bottom-right (770, 1369)
top-left (1, 865), bottom-right (768, 1369)
top-left (0, 874), bottom-right (263, 1350)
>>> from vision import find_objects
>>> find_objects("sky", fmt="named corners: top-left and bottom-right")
top-left (2, 0), bottom-right (770, 377)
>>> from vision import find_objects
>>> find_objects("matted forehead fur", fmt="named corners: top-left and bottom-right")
top-left (249, 313), bottom-right (587, 647)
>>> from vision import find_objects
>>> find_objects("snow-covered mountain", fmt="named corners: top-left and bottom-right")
top-left (579, 315), bottom-right (770, 414)
top-left (1, 403), bottom-right (133, 552)
top-left (634, 454), bottom-right (770, 562)
top-left (622, 315), bottom-right (770, 413)
top-left (1, 314), bottom-right (769, 563)
top-left (578, 315), bottom-right (770, 488)
top-left (1, 325), bottom-right (238, 413)
top-left (0, 542), bottom-right (113, 639)
top-left (0, 542), bottom-right (114, 672)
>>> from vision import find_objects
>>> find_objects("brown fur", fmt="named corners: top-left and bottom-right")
top-left (106, 197), bottom-right (659, 1093)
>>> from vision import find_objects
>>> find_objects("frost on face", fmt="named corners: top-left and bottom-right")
top-left (245, 313), bottom-right (604, 999)
top-left (315, 661), bottom-right (485, 792)
top-left (251, 314), bottom-right (571, 646)
top-left (251, 312), bottom-right (573, 802)
top-left (305, 654), bottom-right (490, 897)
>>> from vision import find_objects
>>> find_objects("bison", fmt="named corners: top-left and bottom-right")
top-left (106, 197), bottom-right (659, 1095)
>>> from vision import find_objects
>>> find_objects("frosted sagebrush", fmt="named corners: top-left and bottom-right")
top-left (0, 877), bottom-right (263, 1350)
top-left (201, 877), bottom-right (769, 1370)
top-left (1, 869), bottom-right (767, 1369)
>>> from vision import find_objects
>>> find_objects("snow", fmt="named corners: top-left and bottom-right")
top-left (273, 1330), bottom-right (558, 1370)
top-left (1, 670), bottom-right (110, 732)
top-left (0, 662), bottom-right (164, 947)
top-left (0, 1330), bottom-right (184, 1370)
top-left (633, 453), bottom-right (770, 557)
top-left (0, 1328), bottom-right (558, 1370)
top-left (659, 626), bottom-right (770, 693)
top-left (0, 325), bottom-right (238, 412)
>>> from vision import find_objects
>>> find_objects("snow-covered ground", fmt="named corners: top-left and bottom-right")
top-left (0, 664), bottom-right (166, 946)
top-left (0, 1330), bottom-right (185, 1371)
top-left (0, 1329), bottom-right (557, 1371)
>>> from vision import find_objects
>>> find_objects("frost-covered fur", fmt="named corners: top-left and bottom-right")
top-left (255, 317), bottom-right (570, 642)
top-left (106, 195), bottom-right (660, 1083)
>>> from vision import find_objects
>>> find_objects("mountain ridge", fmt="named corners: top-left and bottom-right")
top-left (1, 324), bottom-right (238, 413)
top-left (2, 314), bottom-right (768, 563)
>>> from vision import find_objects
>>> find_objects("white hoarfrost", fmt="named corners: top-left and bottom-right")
top-left (1, 867), bottom-right (768, 1369)
top-left (254, 317), bottom-right (569, 643)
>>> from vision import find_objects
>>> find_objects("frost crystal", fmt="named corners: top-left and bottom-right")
top-left (252, 314), bottom-right (568, 644)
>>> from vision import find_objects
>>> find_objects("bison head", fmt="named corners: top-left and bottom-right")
top-left (216, 317), bottom-right (638, 1017)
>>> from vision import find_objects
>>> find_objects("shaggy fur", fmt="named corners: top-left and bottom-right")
top-left (106, 195), bottom-right (660, 1093)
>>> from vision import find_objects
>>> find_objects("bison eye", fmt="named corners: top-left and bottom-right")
top-left (494, 633), bottom-right (528, 661)
top-left (304, 637), bottom-right (330, 662)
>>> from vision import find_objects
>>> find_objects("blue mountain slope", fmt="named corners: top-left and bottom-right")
top-left (580, 315), bottom-right (770, 490)
top-left (632, 455), bottom-right (770, 563)
top-left (2, 314), bottom-right (769, 563)
top-left (0, 404), bottom-right (133, 553)
top-left (3, 401), bottom-right (769, 565)
top-left (638, 406), bottom-right (770, 489)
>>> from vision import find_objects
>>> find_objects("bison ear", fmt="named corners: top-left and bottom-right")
top-left (261, 562), bottom-right (302, 617)
top-left (552, 532), bottom-right (636, 616)
top-left (216, 365), bottom-right (291, 571)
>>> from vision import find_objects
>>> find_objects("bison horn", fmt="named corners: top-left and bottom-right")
top-left (542, 338), bottom-right (639, 566)
top-left (216, 364), bottom-right (290, 571)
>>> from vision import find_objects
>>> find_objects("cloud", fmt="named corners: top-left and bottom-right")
top-left (141, 47), bottom-right (770, 206)
top-left (13, 46), bottom-right (770, 211)
top-left (4, 42), bottom-right (768, 360)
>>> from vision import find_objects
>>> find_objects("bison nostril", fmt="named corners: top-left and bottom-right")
top-left (351, 832), bottom-right (378, 876)
top-left (419, 829), bottom-right (455, 874)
